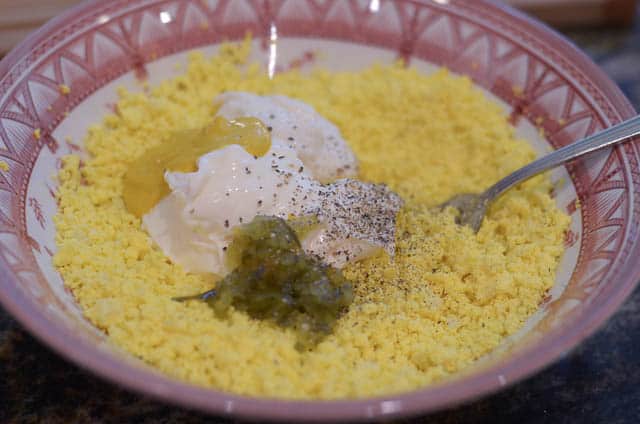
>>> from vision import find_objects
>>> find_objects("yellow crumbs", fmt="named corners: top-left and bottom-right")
top-left (53, 41), bottom-right (570, 399)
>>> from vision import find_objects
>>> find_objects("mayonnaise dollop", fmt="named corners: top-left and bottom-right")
top-left (143, 94), bottom-right (402, 275)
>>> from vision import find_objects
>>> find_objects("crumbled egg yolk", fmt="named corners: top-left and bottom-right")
top-left (53, 39), bottom-right (570, 399)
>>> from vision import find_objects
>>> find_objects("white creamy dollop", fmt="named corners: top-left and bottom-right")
top-left (215, 92), bottom-right (358, 183)
top-left (143, 94), bottom-right (402, 275)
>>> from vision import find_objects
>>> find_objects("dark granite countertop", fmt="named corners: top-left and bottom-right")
top-left (1, 8), bottom-right (639, 424)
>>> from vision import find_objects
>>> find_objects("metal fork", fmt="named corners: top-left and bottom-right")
top-left (440, 115), bottom-right (640, 232)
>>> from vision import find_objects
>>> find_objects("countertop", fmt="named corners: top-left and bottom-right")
top-left (1, 9), bottom-right (639, 424)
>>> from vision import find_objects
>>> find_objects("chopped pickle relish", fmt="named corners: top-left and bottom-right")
top-left (175, 215), bottom-right (354, 351)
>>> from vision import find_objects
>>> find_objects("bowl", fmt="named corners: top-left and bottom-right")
top-left (0, 0), bottom-right (638, 421)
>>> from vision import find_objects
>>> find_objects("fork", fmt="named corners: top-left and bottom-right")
top-left (440, 115), bottom-right (640, 232)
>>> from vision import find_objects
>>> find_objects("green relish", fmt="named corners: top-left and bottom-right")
top-left (175, 215), bottom-right (354, 350)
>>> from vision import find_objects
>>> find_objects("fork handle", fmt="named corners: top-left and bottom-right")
top-left (486, 115), bottom-right (640, 200)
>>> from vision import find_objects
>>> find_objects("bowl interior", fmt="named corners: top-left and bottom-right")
top-left (1, 0), bottom-right (638, 421)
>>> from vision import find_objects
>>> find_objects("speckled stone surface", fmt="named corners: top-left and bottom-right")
top-left (1, 11), bottom-right (639, 424)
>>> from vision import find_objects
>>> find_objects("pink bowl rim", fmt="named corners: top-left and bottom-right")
top-left (0, 0), bottom-right (638, 422)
